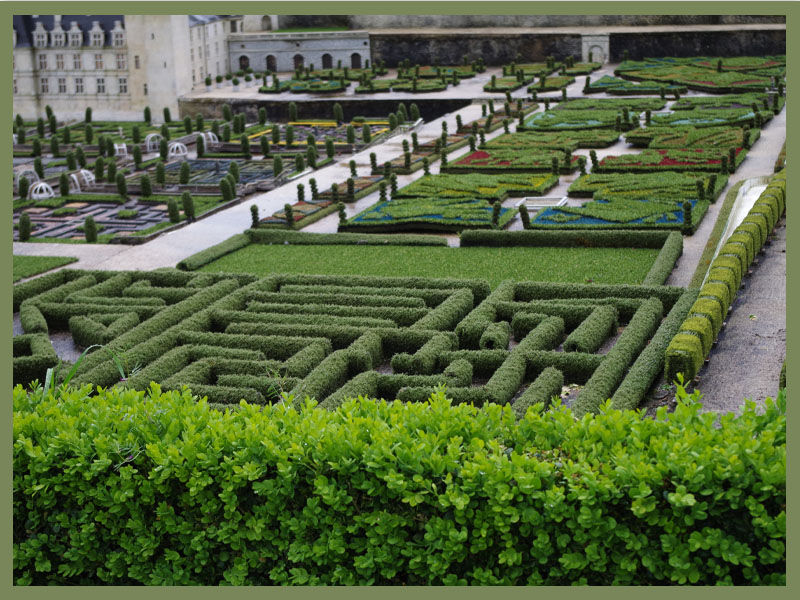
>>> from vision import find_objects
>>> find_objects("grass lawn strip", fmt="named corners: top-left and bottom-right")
top-left (13, 255), bottom-right (79, 282)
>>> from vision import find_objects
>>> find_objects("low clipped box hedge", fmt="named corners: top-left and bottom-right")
top-left (13, 383), bottom-right (786, 585)
top-left (665, 171), bottom-right (785, 382)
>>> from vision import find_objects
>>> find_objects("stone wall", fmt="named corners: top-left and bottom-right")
top-left (278, 15), bottom-right (785, 29)
top-left (609, 29), bottom-right (786, 61)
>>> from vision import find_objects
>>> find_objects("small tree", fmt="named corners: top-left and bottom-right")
top-left (59, 172), bottom-right (70, 197)
top-left (251, 204), bottom-right (260, 228)
top-left (33, 157), bottom-right (44, 179)
top-left (144, 106), bottom-right (152, 125)
top-left (284, 203), bottom-right (294, 228)
top-left (378, 181), bottom-right (387, 202)
top-left (18, 176), bottom-right (30, 200)
top-left (223, 124), bottom-right (231, 143)
top-left (167, 198), bottom-right (180, 223)
top-left (285, 125), bottom-right (295, 147)
top-left (159, 139), bottom-right (168, 161)
top-left (49, 114), bottom-right (58, 135)
top-left (223, 104), bottom-right (232, 122)
top-left (720, 155), bottom-right (728, 174)
top-left (140, 174), bottom-right (153, 197)
top-left (183, 116), bottom-right (193, 134)
top-left (212, 120), bottom-right (220, 137)
top-left (260, 135), bottom-right (270, 156)
top-left (491, 202), bottom-right (501, 229)
top-left (182, 192), bottom-right (196, 221)
top-left (50, 137), bottom-right (60, 157)
top-left (389, 173), bottom-right (398, 196)
top-left (74, 145), bottom-right (86, 169)
top-left (228, 161), bottom-right (240, 183)
top-left (362, 124), bottom-right (372, 143)
top-left (306, 146), bottom-right (317, 169)
top-left (32, 138), bottom-right (42, 158)
top-left (163, 107), bottom-right (172, 123)
top-left (132, 125), bottom-right (141, 144)
top-left (66, 151), bottom-right (77, 171)
top-left (178, 161), bottom-right (190, 185)
top-left (503, 119), bottom-right (510, 134)
top-left (295, 154), bottom-right (305, 172)
top-left (389, 113), bottom-right (398, 131)
top-left (106, 160), bottom-right (117, 182)
top-left (241, 134), bottom-right (251, 159)
top-left (288, 102), bottom-right (298, 122)
top-left (116, 172), bottom-right (128, 198)
top-left (273, 155), bottom-right (283, 176)
top-left (155, 161), bottom-right (166, 185)
top-left (36, 118), bottom-right (45, 138)
top-left (346, 125), bottom-right (356, 145)
top-left (85, 107), bottom-right (93, 123)
top-left (478, 128), bottom-right (486, 146)
top-left (133, 145), bottom-right (143, 169)
top-left (728, 147), bottom-right (737, 173)
top-left (551, 156), bottom-right (559, 175)
top-left (84, 215), bottom-right (97, 243)
top-left (196, 134), bottom-right (206, 158)
top-left (410, 103), bottom-right (420, 121)
top-left (519, 204), bottom-right (531, 229)
top-left (196, 114), bottom-right (205, 132)
top-left (17, 127), bottom-right (26, 145)
top-left (85, 124), bottom-right (94, 145)
top-left (422, 156), bottom-right (430, 176)
top-left (590, 150), bottom-right (598, 169)
top-left (440, 149), bottom-right (448, 168)
top-left (94, 157), bottom-right (105, 181)
top-left (578, 156), bottom-right (587, 175)
top-left (682, 201), bottom-right (692, 234)
top-left (333, 103), bottom-right (344, 124)
top-left (18, 213), bottom-right (32, 241)
top-left (338, 202), bottom-right (347, 225)
top-left (331, 183), bottom-right (339, 203)
top-left (160, 123), bottom-right (171, 141)
top-left (324, 137), bottom-right (335, 159)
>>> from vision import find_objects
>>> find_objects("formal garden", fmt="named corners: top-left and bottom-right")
top-left (12, 48), bottom-right (786, 585)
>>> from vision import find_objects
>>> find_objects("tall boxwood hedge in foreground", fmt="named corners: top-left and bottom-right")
top-left (14, 383), bottom-right (785, 585)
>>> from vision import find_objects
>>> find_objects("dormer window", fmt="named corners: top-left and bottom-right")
top-left (111, 20), bottom-right (125, 47)
top-left (32, 20), bottom-right (50, 47)
top-left (68, 21), bottom-right (82, 47)
top-left (51, 22), bottom-right (65, 47)
top-left (90, 21), bottom-right (104, 47)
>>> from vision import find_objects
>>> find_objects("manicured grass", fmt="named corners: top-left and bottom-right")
top-left (13, 255), bottom-right (78, 282)
top-left (199, 245), bottom-right (661, 287)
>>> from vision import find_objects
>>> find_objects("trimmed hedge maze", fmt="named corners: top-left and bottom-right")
top-left (14, 267), bottom-right (695, 417)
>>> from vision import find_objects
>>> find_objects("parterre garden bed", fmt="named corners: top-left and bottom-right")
top-left (484, 130), bottom-right (620, 150)
top-left (441, 149), bottom-right (579, 174)
top-left (394, 173), bottom-right (560, 201)
top-left (625, 126), bottom-right (759, 149)
top-left (594, 148), bottom-right (747, 173)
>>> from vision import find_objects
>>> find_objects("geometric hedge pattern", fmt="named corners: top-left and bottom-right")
top-left (13, 269), bottom-right (697, 417)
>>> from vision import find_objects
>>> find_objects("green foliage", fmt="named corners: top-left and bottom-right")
top-left (140, 174), bottom-right (153, 198)
top-left (83, 215), bottom-right (98, 243)
top-left (167, 198), bottom-right (180, 224)
top-left (181, 192), bottom-right (196, 221)
top-left (12, 382), bottom-right (786, 585)
top-left (18, 213), bottom-right (32, 241)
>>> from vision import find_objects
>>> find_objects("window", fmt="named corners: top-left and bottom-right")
top-left (189, 28), bottom-right (193, 41)
top-left (118, 77), bottom-right (127, 93)
top-left (192, 69), bottom-right (195, 83)
top-left (215, 41), bottom-right (218, 54)
top-left (230, 20), bottom-right (237, 33)
top-left (56, 54), bottom-right (64, 69)
top-left (75, 77), bottom-right (84, 93)
top-left (13, 79), bottom-right (17, 94)
top-left (69, 32), bottom-right (82, 47)
top-left (134, 55), bottom-right (140, 69)
top-left (205, 44), bottom-right (209, 58)
top-left (40, 78), bottom-right (49, 93)
top-left (73, 54), bottom-right (82, 69)
top-left (200, 66), bottom-right (204, 78)
top-left (143, 83), bottom-right (148, 96)
top-left (96, 78), bottom-right (105, 93)
top-left (52, 32), bottom-right (65, 47)
top-left (58, 77), bottom-right (66, 93)
top-left (116, 53), bottom-right (126, 70)
top-left (199, 46), bottom-right (203, 59)
top-left (95, 54), bottom-right (103, 69)
top-left (34, 32), bottom-right (47, 47)
top-left (38, 54), bottom-right (48, 70)
top-left (92, 32), bottom-right (103, 47)
top-left (190, 48), bottom-right (194, 62)
top-left (113, 32), bottom-right (124, 47)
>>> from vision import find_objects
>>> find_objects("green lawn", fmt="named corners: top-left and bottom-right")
top-left (13, 255), bottom-right (78, 282)
top-left (198, 245), bottom-right (661, 287)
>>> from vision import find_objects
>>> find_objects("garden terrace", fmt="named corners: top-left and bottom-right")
top-left (390, 79), bottom-right (450, 93)
top-left (441, 149), bottom-right (579, 174)
top-left (394, 173), bottom-right (560, 201)
top-left (161, 159), bottom-right (275, 185)
top-left (483, 76), bottom-right (534, 93)
top-left (568, 172), bottom-right (728, 200)
top-left (484, 130), bottom-right (620, 150)
top-left (671, 93), bottom-right (785, 114)
top-left (341, 197), bottom-right (517, 233)
top-left (501, 62), bottom-right (558, 77)
top-left (594, 148), bottom-right (747, 174)
top-left (397, 65), bottom-right (478, 79)
top-left (560, 62), bottom-right (602, 75)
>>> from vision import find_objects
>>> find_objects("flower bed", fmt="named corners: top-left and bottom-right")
top-left (354, 79), bottom-right (393, 93)
top-left (398, 65), bottom-right (477, 79)
top-left (501, 62), bottom-right (557, 77)
top-left (584, 75), bottom-right (687, 95)
top-left (568, 171), bottom-right (728, 201)
top-left (554, 97), bottom-right (667, 112)
top-left (389, 79), bottom-right (449, 93)
top-left (625, 126), bottom-right (759, 150)
top-left (595, 148), bottom-right (747, 173)
top-left (484, 130), bottom-right (620, 150)
top-left (520, 109), bottom-right (625, 131)
top-left (560, 62), bottom-right (602, 75)
top-left (258, 80), bottom-right (295, 94)
top-left (441, 149), bottom-right (579, 174)
top-left (395, 173), bottom-right (560, 200)
top-left (289, 79), bottom-right (349, 94)
top-left (341, 197), bottom-right (517, 232)
top-left (259, 199), bottom-right (336, 229)
top-left (616, 65), bottom-right (772, 93)
top-left (318, 175), bottom-right (384, 202)
top-left (648, 108), bottom-right (770, 129)
top-left (483, 77), bottom-right (533, 92)
top-left (528, 75), bottom-right (575, 92)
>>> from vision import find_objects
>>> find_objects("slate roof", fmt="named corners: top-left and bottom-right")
top-left (13, 15), bottom-right (124, 47)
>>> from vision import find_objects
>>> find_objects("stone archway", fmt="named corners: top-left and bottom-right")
top-left (322, 53), bottom-right (333, 69)
top-left (293, 54), bottom-right (304, 70)
top-left (351, 53), bottom-right (362, 69)
top-left (261, 16), bottom-right (272, 31)
top-left (266, 55), bottom-right (277, 72)
top-left (239, 55), bottom-right (250, 71)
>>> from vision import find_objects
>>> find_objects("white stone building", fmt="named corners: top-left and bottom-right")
top-left (12, 14), bottom-right (242, 121)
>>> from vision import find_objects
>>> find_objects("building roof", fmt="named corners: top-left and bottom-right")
top-left (13, 15), bottom-right (124, 47)
top-left (189, 15), bottom-right (238, 27)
